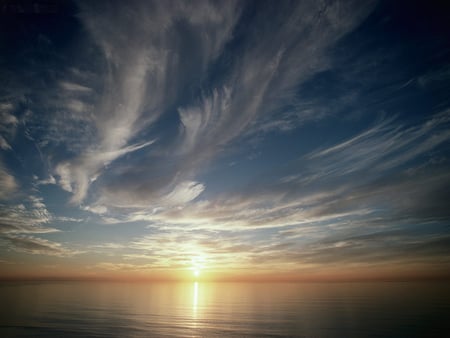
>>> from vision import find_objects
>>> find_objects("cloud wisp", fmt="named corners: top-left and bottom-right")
top-left (79, 107), bottom-right (450, 275)
top-left (59, 0), bottom-right (375, 209)
top-left (0, 196), bottom-right (80, 257)
top-left (47, 0), bottom-right (241, 205)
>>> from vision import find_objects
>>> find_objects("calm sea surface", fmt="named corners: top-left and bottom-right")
top-left (0, 281), bottom-right (449, 337)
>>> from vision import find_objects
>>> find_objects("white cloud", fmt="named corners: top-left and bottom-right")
top-left (0, 164), bottom-right (17, 200)
top-left (35, 175), bottom-right (57, 186)
top-left (90, 242), bottom-right (126, 250)
top-left (55, 163), bottom-right (73, 192)
top-left (66, 99), bottom-right (88, 113)
top-left (0, 196), bottom-right (57, 234)
top-left (4, 234), bottom-right (79, 257)
top-left (0, 194), bottom-right (81, 257)
top-left (164, 181), bottom-right (205, 205)
top-left (55, 139), bottom-right (155, 204)
top-left (92, 108), bottom-right (450, 234)
top-left (0, 135), bottom-right (11, 150)
top-left (87, 0), bottom-right (377, 210)
top-left (46, 1), bottom-right (241, 205)
top-left (60, 81), bottom-right (92, 92)
top-left (92, 262), bottom-right (156, 271)
top-left (169, 0), bottom-right (377, 174)
top-left (55, 216), bottom-right (83, 223)
top-left (0, 108), bottom-right (18, 126)
top-left (0, 103), bottom-right (18, 149)
top-left (0, 102), bottom-right (14, 111)
top-left (83, 204), bottom-right (107, 215)
top-left (178, 87), bottom-right (233, 156)
top-left (305, 110), bottom-right (450, 177)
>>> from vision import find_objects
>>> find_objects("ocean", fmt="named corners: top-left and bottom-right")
top-left (0, 281), bottom-right (449, 337)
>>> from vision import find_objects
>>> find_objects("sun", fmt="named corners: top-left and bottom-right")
top-left (191, 256), bottom-right (205, 279)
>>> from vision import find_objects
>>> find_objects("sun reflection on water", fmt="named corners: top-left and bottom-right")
top-left (193, 282), bottom-right (198, 314)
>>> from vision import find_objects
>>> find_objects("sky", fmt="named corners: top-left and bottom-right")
top-left (0, 0), bottom-right (449, 281)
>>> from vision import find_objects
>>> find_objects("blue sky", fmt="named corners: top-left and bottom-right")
top-left (0, 0), bottom-right (449, 280)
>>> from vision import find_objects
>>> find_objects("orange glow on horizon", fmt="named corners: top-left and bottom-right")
top-left (1, 260), bottom-right (450, 282)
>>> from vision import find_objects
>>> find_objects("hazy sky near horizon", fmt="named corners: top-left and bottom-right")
top-left (0, 0), bottom-right (449, 280)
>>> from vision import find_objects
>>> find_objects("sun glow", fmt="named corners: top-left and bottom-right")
top-left (190, 255), bottom-right (206, 280)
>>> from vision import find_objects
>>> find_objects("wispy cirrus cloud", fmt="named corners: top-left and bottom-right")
top-left (86, 0), bottom-right (376, 209)
top-left (179, 0), bottom-right (376, 160)
top-left (4, 0), bottom-right (378, 209)
top-left (0, 103), bottom-right (19, 151)
top-left (0, 197), bottom-right (55, 234)
top-left (1, 0), bottom-right (450, 278)
top-left (0, 164), bottom-right (17, 200)
top-left (59, 81), bottom-right (93, 93)
top-left (55, 139), bottom-right (155, 202)
top-left (38, 0), bottom-right (240, 205)
top-left (306, 110), bottom-right (450, 177)
top-left (90, 221), bottom-right (450, 274)
top-left (0, 195), bottom-right (81, 257)
top-left (2, 234), bottom-right (79, 257)
top-left (85, 108), bottom-right (450, 273)
top-left (93, 110), bottom-right (450, 232)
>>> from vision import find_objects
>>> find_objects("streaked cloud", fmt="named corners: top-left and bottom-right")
top-left (94, 111), bottom-right (449, 232)
top-left (0, 196), bottom-right (79, 257)
top-left (60, 81), bottom-right (93, 93)
top-left (0, 197), bottom-right (55, 234)
top-left (3, 234), bottom-right (79, 257)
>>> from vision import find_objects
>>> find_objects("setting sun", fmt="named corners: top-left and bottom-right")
top-left (190, 256), bottom-right (205, 279)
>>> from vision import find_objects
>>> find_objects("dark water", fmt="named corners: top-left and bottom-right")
top-left (0, 281), bottom-right (449, 337)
